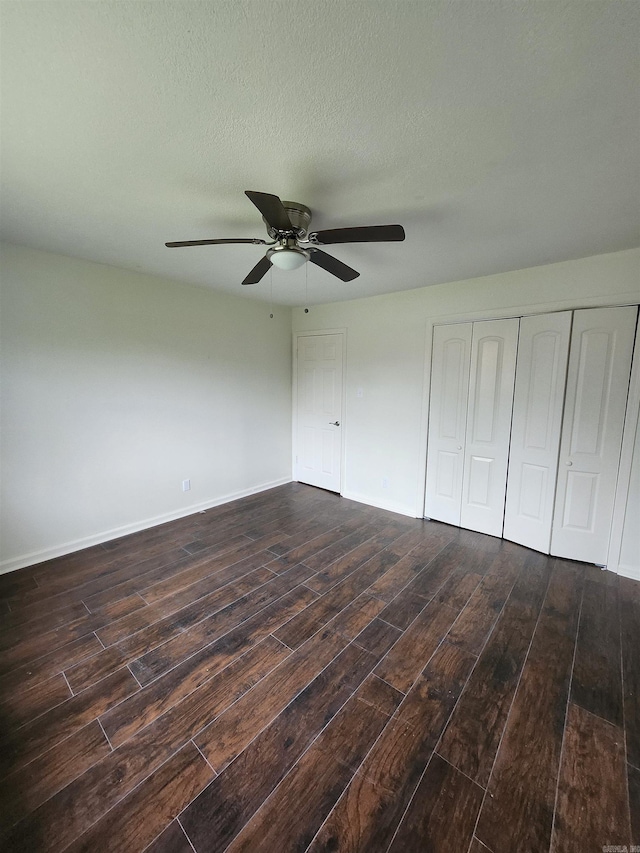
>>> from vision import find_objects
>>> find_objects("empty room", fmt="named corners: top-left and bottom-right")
top-left (1, 1), bottom-right (639, 851)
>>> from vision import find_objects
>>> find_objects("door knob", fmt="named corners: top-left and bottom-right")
top-left (457, 445), bottom-right (462, 450)
top-left (566, 461), bottom-right (573, 466)
top-left (330, 421), bottom-right (340, 426)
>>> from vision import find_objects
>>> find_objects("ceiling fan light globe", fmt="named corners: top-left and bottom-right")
top-left (268, 247), bottom-right (309, 270)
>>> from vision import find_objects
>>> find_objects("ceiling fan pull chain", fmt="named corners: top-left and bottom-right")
top-left (269, 266), bottom-right (274, 319)
top-left (305, 261), bottom-right (309, 308)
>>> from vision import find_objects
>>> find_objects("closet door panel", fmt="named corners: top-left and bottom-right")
top-left (503, 312), bottom-right (572, 553)
top-left (424, 323), bottom-right (472, 524)
top-left (461, 318), bottom-right (519, 537)
top-left (551, 306), bottom-right (638, 565)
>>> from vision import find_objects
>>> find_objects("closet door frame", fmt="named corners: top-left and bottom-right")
top-left (607, 319), bottom-right (640, 579)
top-left (418, 301), bottom-right (639, 555)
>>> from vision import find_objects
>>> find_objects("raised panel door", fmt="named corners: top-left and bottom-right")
top-left (460, 318), bottom-right (519, 536)
top-left (503, 312), bottom-right (572, 552)
top-left (551, 306), bottom-right (638, 564)
top-left (424, 323), bottom-right (472, 524)
top-left (296, 334), bottom-right (343, 492)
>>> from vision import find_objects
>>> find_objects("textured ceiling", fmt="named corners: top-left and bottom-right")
top-left (1, 0), bottom-right (639, 305)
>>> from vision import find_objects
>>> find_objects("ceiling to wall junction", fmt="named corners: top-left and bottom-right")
top-left (1, 0), bottom-right (638, 305)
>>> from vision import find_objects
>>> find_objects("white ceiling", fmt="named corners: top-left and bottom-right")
top-left (1, 1), bottom-right (638, 306)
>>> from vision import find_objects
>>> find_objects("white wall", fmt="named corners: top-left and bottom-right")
top-left (292, 249), bottom-right (640, 528)
top-left (2, 245), bottom-right (638, 575)
top-left (0, 243), bottom-right (293, 572)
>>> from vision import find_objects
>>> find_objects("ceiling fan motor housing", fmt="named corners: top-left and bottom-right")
top-left (263, 202), bottom-right (312, 238)
top-left (166, 190), bottom-right (404, 284)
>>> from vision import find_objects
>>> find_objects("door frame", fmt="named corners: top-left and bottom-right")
top-left (292, 328), bottom-right (347, 494)
top-left (607, 318), bottom-right (640, 579)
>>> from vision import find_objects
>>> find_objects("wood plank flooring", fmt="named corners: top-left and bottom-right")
top-left (0, 483), bottom-right (637, 852)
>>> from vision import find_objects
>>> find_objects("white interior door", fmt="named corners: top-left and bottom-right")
top-left (503, 311), bottom-right (572, 553)
top-left (551, 306), bottom-right (638, 565)
top-left (295, 333), bottom-right (344, 493)
top-left (460, 318), bottom-right (519, 537)
top-left (424, 323), bottom-right (472, 524)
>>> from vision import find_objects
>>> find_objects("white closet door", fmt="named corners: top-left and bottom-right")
top-left (503, 312), bottom-right (572, 553)
top-left (551, 306), bottom-right (638, 565)
top-left (424, 323), bottom-right (472, 524)
top-left (461, 318), bottom-right (519, 537)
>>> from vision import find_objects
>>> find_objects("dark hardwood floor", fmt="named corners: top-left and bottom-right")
top-left (0, 483), bottom-right (637, 852)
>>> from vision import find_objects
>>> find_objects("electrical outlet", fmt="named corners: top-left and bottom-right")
top-left (382, 477), bottom-right (389, 489)
top-left (182, 479), bottom-right (191, 492)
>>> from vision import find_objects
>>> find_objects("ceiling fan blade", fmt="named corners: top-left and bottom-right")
top-left (242, 255), bottom-right (272, 285)
top-left (165, 238), bottom-right (268, 247)
top-left (309, 225), bottom-right (405, 245)
top-left (245, 191), bottom-right (294, 232)
top-left (308, 249), bottom-right (360, 282)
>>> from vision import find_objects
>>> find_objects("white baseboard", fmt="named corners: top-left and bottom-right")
top-left (615, 563), bottom-right (640, 582)
top-left (341, 490), bottom-right (418, 519)
top-left (0, 477), bottom-right (292, 575)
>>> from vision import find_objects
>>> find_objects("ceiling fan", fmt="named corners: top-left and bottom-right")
top-left (165, 190), bottom-right (405, 285)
